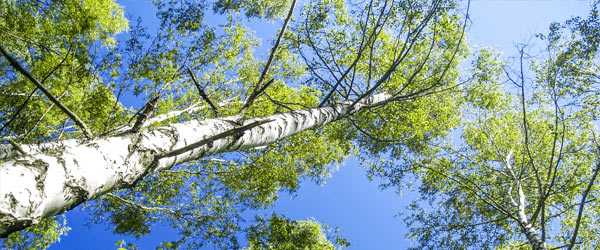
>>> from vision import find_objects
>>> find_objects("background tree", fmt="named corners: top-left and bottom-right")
top-left (373, 4), bottom-right (600, 250)
top-left (0, 0), bottom-right (468, 248)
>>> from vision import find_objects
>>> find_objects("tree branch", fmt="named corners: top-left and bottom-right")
top-left (0, 44), bottom-right (93, 138)
top-left (187, 68), bottom-right (219, 117)
top-left (1, 43), bottom-right (72, 136)
top-left (106, 193), bottom-right (176, 214)
top-left (318, 0), bottom-right (388, 107)
top-left (130, 96), bottom-right (160, 133)
top-left (351, 0), bottom-right (450, 108)
top-left (416, 161), bottom-right (517, 221)
top-left (240, 0), bottom-right (297, 113)
top-left (567, 158), bottom-right (600, 250)
top-left (157, 119), bottom-right (273, 159)
top-left (512, 47), bottom-right (547, 226)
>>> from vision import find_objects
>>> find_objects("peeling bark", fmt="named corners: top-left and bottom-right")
top-left (0, 94), bottom-right (390, 237)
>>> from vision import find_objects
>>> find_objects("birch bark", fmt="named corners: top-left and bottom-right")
top-left (0, 93), bottom-right (390, 237)
top-left (516, 183), bottom-right (548, 250)
top-left (506, 151), bottom-right (547, 250)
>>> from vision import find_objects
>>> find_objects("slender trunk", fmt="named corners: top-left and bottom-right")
top-left (519, 219), bottom-right (547, 250)
top-left (0, 94), bottom-right (390, 237)
top-left (517, 182), bottom-right (548, 250)
top-left (506, 152), bottom-right (547, 250)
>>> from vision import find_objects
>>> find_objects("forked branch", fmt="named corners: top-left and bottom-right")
top-left (240, 0), bottom-right (297, 114)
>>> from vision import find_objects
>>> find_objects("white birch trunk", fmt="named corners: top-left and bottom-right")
top-left (517, 182), bottom-right (548, 250)
top-left (0, 93), bottom-right (390, 237)
top-left (506, 151), bottom-right (547, 250)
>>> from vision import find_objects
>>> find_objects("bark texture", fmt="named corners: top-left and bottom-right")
top-left (0, 94), bottom-right (389, 237)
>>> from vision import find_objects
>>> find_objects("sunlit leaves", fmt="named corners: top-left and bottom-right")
top-left (0, 0), bottom-right (128, 140)
top-left (213, 0), bottom-right (294, 19)
top-left (396, 8), bottom-right (600, 248)
top-left (1, 0), bottom-right (471, 249)
top-left (2, 216), bottom-right (70, 250)
top-left (245, 214), bottom-right (349, 250)
top-left (466, 48), bottom-right (505, 109)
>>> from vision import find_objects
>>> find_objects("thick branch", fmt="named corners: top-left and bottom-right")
top-left (515, 179), bottom-right (548, 250)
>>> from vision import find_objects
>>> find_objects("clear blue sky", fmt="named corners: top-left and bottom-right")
top-left (47, 1), bottom-right (591, 249)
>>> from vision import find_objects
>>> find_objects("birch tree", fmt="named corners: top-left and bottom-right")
top-left (374, 5), bottom-right (600, 249)
top-left (0, 0), bottom-right (469, 248)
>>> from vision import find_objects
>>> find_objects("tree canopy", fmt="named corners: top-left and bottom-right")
top-left (377, 4), bottom-right (600, 250)
top-left (0, 0), bottom-right (598, 249)
top-left (0, 0), bottom-right (468, 248)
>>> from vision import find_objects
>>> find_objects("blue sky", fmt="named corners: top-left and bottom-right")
top-left (47, 1), bottom-right (591, 249)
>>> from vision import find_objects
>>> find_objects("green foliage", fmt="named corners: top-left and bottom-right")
top-left (2, 216), bottom-right (70, 250)
top-left (393, 7), bottom-right (600, 249)
top-left (115, 239), bottom-right (139, 250)
top-left (0, 0), bottom-right (129, 141)
top-left (466, 48), bottom-right (505, 109)
top-left (213, 0), bottom-right (294, 19)
top-left (245, 214), bottom-right (349, 250)
top-left (0, 0), bottom-right (470, 249)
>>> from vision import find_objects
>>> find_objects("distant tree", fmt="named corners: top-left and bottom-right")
top-left (376, 4), bottom-right (600, 250)
top-left (0, 0), bottom-right (468, 248)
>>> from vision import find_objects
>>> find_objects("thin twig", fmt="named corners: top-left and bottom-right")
top-left (0, 25), bottom-right (57, 53)
top-left (0, 87), bottom-right (37, 135)
top-left (21, 89), bottom-right (69, 141)
top-left (106, 193), bottom-right (175, 214)
top-left (163, 169), bottom-right (228, 176)
top-left (103, 83), bottom-right (124, 134)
